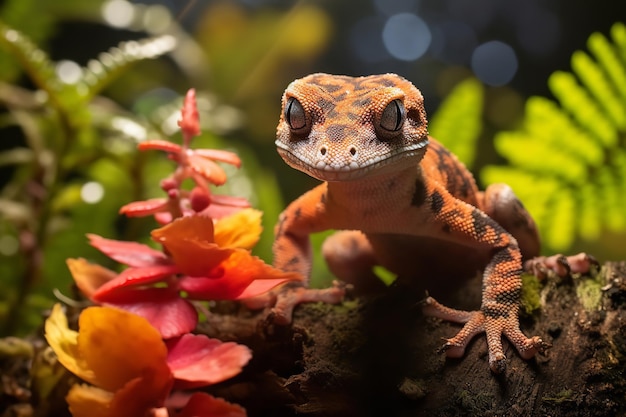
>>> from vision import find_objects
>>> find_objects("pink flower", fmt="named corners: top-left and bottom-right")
top-left (119, 89), bottom-right (250, 222)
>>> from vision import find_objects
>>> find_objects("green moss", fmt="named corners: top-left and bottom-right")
top-left (453, 389), bottom-right (494, 414)
top-left (521, 273), bottom-right (542, 315)
top-left (301, 298), bottom-right (359, 319)
top-left (576, 277), bottom-right (604, 311)
top-left (542, 389), bottom-right (576, 404)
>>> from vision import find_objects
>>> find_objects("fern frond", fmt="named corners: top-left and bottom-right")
top-left (1, 22), bottom-right (178, 150)
top-left (481, 22), bottom-right (626, 251)
top-left (588, 31), bottom-right (626, 103)
top-left (0, 20), bottom-right (64, 111)
top-left (81, 35), bottom-right (177, 100)
top-left (429, 77), bottom-right (484, 168)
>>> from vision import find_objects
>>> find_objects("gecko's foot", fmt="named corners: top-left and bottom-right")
top-left (241, 282), bottom-right (346, 324)
top-left (267, 281), bottom-right (347, 325)
top-left (423, 296), bottom-right (549, 373)
top-left (524, 252), bottom-right (599, 279)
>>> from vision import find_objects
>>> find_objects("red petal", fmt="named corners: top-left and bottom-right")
top-left (97, 287), bottom-right (198, 339)
top-left (166, 334), bottom-right (251, 388)
top-left (87, 234), bottom-right (168, 267)
top-left (93, 265), bottom-right (179, 300)
top-left (202, 205), bottom-right (245, 220)
top-left (210, 194), bottom-right (251, 208)
top-left (178, 89), bottom-right (201, 140)
top-left (155, 211), bottom-right (174, 225)
top-left (176, 393), bottom-right (246, 417)
top-left (178, 250), bottom-right (301, 300)
top-left (119, 198), bottom-right (169, 217)
top-left (188, 153), bottom-right (227, 185)
top-left (151, 216), bottom-right (233, 276)
top-left (138, 140), bottom-right (182, 154)
top-left (193, 149), bottom-right (242, 168)
top-left (108, 375), bottom-right (172, 417)
top-left (200, 194), bottom-right (251, 219)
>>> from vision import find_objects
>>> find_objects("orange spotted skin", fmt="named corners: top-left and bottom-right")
top-left (272, 73), bottom-right (546, 373)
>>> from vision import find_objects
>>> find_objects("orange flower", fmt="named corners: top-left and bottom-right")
top-left (67, 211), bottom-right (301, 338)
top-left (45, 304), bottom-right (173, 417)
top-left (45, 304), bottom-right (251, 417)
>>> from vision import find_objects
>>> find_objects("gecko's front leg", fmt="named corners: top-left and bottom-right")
top-left (421, 183), bottom-right (547, 373)
top-left (263, 185), bottom-right (345, 324)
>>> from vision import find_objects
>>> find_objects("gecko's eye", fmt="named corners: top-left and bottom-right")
top-left (379, 99), bottom-right (405, 132)
top-left (285, 97), bottom-right (307, 131)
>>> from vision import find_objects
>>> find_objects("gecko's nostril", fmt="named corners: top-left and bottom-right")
top-left (349, 147), bottom-right (357, 157)
top-left (319, 146), bottom-right (327, 156)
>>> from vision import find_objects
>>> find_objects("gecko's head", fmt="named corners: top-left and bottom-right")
top-left (275, 73), bottom-right (429, 182)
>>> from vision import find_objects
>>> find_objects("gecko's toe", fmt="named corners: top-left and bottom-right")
top-left (489, 353), bottom-right (507, 374)
top-left (439, 339), bottom-right (466, 358)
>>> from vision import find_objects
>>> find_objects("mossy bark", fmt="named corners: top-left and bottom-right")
top-left (204, 261), bottom-right (626, 417)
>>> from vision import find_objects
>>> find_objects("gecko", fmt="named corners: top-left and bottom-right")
top-left (268, 73), bottom-right (593, 373)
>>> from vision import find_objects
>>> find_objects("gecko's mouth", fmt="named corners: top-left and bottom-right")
top-left (276, 139), bottom-right (428, 182)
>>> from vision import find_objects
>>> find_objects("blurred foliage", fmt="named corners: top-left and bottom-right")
top-left (482, 22), bottom-right (626, 251)
top-left (196, 1), bottom-right (332, 141)
top-left (0, 0), bottom-right (333, 337)
top-left (429, 77), bottom-right (484, 168)
top-left (0, 19), bottom-right (177, 335)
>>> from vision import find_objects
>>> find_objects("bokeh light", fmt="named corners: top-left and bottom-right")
top-left (80, 181), bottom-right (105, 204)
top-left (101, 0), bottom-right (135, 29)
top-left (471, 40), bottom-right (518, 86)
top-left (143, 4), bottom-right (172, 34)
top-left (55, 60), bottom-right (82, 84)
top-left (382, 13), bottom-right (432, 61)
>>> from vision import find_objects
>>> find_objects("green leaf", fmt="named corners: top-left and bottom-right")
top-left (429, 77), bottom-right (484, 168)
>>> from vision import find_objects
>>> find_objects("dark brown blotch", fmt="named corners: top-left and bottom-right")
top-left (320, 83), bottom-right (343, 93)
top-left (287, 256), bottom-right (301, 266)
top-left (275, 216), bottom-right (287, 237)
top-left (317, 97), bottom-right (335, 112)
top-left (411, 179), bottom-right (427, 207)
top-left (482, 305), bottom-right (509, 319)
top-left (354, 97), bottom-right (372, 108)
top-left (346, 112), bottom-right (359, 121)
top-left (430, 191), bottom-right (444, 214)
top-left (376, 76), bottom-right (399, 88)
top-left (471, 210), bottom-right (490, 239)
top-left (495, 287), bottom-right (521, 305)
